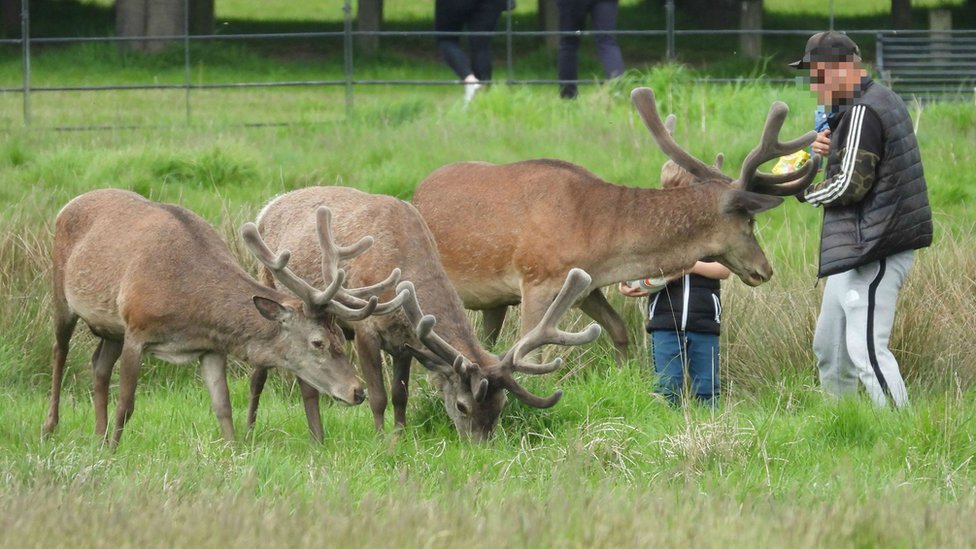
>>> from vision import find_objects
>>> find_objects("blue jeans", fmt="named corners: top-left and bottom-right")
top-left (650, 330), bottom-right (720, 406)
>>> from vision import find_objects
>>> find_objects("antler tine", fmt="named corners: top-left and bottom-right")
top-left (316, 207), bottom-right (373, 263)
top-left (631, 87), bottom-right (728, 183)
top-left (502, 268), bottom-right (602, 375)
top-left (331, 268), bottom-right (406, 316)
top-left (734, 101), bottom-right (819, 192)
top-left (314, 207), bottom-right (361, 297)
top-left (749, 154), bottom-right (822, 196)
top-left (241, 222), bottom-right (340, 309)
top-left (397, 281), bottom-right (470, 368)
top-left (342, 268), bottom-right (401, 300)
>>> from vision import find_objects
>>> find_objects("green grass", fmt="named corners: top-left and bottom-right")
top-left (1, 11), bottom-right (976, 544)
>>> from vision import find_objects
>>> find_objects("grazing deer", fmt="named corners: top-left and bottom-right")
top-left (45, 188), bottom-right (403, 447)
top-left (412, 87), bottom-right (820, 360)
top-left (250, 186), bottom-right (600, 441)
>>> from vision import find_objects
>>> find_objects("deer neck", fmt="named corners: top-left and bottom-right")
top-left (190, 271), bottom-right (286, 366)
top-left (411, 266), bottom-right (489, 363)
top-left (588, 182), bottom-right (727, 286)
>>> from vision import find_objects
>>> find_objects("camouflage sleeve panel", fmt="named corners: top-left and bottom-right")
top-left (803, 105), bottom-right (883, 208)
top-left (803, 148), bottom-right (879, 207)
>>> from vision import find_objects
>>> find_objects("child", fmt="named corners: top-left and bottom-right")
top-left (618, 162), bottom-right (731, 406)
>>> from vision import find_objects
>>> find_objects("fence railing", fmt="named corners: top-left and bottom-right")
top-left (1, 0), bottom-right (969, 130)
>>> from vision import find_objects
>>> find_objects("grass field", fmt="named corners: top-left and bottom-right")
top-left (1, 2), bottom-right (976, 544)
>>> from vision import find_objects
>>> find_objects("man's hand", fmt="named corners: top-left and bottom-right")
top-left (617, 281), bottom-right (649, 298)
top-left (812, 129), bottom-right (831, 157)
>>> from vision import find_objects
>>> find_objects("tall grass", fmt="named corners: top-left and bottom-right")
top-left (1, 79), bottom-right (974, 545)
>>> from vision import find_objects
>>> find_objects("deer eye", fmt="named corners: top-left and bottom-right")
top-left (455, 399), bottom-right (471, 416)
top-left (311, 339), bottom-right (325, 350)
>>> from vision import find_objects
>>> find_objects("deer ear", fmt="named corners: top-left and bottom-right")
top-left (252, 296), bottom-right (290, 322)
top-left (469, 368), bottom-right (489, 402)
top-left (721, 190), bottom-right (783, 216)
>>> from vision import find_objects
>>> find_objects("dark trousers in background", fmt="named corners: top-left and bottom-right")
top-left (557, 0), bottom-right (625, 98)
top-left (435, 0), bottom-right (504, 81)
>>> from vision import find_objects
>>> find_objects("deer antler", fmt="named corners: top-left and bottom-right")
top-left (397, 281), bottom-right (488, 399)
top-left (492, 268), bottom-right (601, 409)
top-left (733, 102), bottom-right (822, 195)
top-left (312, 207), bottom-right (408, 316)
top-left (243, 207), bottom-right (409, 321)
top-left (632, 88), bottom-right (728, 183)
top-left (634, 87), bottom-right (820, 196)
top-left (397, 280), bottom-right (468, 369)
top-left (242, 222), bottom-right (349, 310)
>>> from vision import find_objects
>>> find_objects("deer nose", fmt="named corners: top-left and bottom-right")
top-left (353, 388), bottom-right (366, 405)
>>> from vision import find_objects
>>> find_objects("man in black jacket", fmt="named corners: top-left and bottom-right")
top-left (790, 31), bottom-right (933, 407)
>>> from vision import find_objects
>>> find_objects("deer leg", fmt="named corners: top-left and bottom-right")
top-left (247, 367), bottom-right (270, 432)
top-left (92, 339), bottom-right (123, 437)
top-left (390, 352), bottom-right (412, 431)
top-left (578, 288), bottom-right (630, 364)
top-left (298, 378), bottom-right (324, 443)
top-left (481, 306), bottom-right (508, 348)
top-left (43, 312), bottom-right (78, 435)
top-left (110, 340), bottom-right (143, 448)
top-left (200, 353), bottom-right (235, 442)
top-left (355, 331), bottom-right (387, 432)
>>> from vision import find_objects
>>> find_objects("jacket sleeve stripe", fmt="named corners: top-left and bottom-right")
top-left (805, 105), bottom-right (865, 205)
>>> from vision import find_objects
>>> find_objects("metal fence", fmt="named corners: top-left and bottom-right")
top-left (0, 0), bottom-right (969, 130)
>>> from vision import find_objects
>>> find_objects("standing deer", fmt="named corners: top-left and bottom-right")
top-left (250, 186), bottom-right (600, 441)
top-left (45, 188), bottom-right (402, 447)
top-left (412, 87), bottom-right (821, 360)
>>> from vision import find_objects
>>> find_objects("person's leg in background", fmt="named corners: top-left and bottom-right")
top-left (556, 0), bottom-right (587, 99)
top-left (467, 0), bottom-right (503, 82)
top-left (651, 329), bottom-right (687, 406)
top-left (589, 0), bottom-right (624, 79)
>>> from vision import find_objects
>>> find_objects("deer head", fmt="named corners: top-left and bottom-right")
top-left (632, 87), bottom-right (821, 286)
top-left (241, 207), bottom-right (408, 404)
top-left (399, 268), bottom-right (601, 441)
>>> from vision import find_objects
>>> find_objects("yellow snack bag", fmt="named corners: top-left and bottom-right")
top-left (771, 150), bottom-right (811, 175)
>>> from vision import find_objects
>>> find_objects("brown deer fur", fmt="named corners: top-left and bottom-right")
top-left (412, 87), bottom-right (819, 359)
top-left (45, 189), bottom-right (368, 447)
top-left (252, 186), bottom-right (598, 441)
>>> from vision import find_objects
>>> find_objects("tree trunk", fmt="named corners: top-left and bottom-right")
top-left (891, 0), bottom-right (912, 29)
top-left (357, 0), bottom-right (383, 57)
top-left (739, 0), bottom-right (762, 60)
top-left (116, 0), bottom-right (185, 53)
top-left (1, 0), bottom-right (21, 39)
top-left (145, 0), bottom-right (185, 53)
top-left (116, 0), bottom-right (149, 52)
top-left (538, 0), bottom-right (558, 51)
top-left (189, 0), bottom-right (215, 35)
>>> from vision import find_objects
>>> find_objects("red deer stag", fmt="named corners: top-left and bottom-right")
top-left (412, 86), bottom-right (820, 360)
top-left (250, 187), bottom-right (600, 441)
top-left (45, 189), bottom-right (403, 447)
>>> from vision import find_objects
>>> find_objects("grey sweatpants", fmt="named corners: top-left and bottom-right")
top-left (814, 250), bottom-right (915, 407)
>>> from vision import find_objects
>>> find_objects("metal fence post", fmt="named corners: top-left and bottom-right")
top-left (343, 0), bottom-right (354, 116)
top-left (21, 0), bottom-right (30, 128)
top-left (505, 3), bottom-right (513, 84)
top-left (184, 0), bottom-right (192, 125)
top-left (665, 0), bottom-right (675, 62)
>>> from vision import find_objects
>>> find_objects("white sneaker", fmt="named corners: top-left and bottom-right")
top-left (463, 76), bottom-right (481, 105)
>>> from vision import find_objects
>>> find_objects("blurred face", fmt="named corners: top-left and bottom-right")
top-left (809, 61), bottom-right (865, 106)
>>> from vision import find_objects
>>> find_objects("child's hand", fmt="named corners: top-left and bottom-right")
top-left (618, 281), bottom-right (649, 298)
top-left (812, 129), bottom-right (831, 157)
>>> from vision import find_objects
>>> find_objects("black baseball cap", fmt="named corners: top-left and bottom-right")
top-left (789, 31), bottom-right (861, 69)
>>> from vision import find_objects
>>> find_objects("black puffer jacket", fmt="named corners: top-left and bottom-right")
top-left (645, 274), bottom-right (721, 335)
top-left (818, 78), bottom-right (933, 277)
